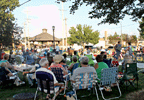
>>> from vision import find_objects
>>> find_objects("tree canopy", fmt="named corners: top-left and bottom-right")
top-left (60, 0), bottom-right (144, 25)
top-left (0, 0), bottom-right (21, 47)
top-left (108, 32), bottom-right (120, 45)
top-left (68, 24), bottom-right (100, 46)
top-left (138, 18), bottom-right (144, 39)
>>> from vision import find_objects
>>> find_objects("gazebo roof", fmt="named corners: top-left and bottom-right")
top-left (30, 29), bottom-right (60, 42)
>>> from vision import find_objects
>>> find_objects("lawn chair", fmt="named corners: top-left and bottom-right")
top-left (0, 67), bottom-right (15, 88)
top-left (51, 67), bottom-right (71, 94)
top-left (120, 63), bottom-right (138, 90)
top-left (72, 72), bottom-right (99, 100)
top-left (34, 71), bottom-right (60, 100)
top-left (97, 67), bottom-right (122, 100)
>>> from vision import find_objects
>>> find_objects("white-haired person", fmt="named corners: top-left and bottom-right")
top-left (36, 58), bottom-right (65, 100)
top-left (71, 56), bottom-right (96, 83)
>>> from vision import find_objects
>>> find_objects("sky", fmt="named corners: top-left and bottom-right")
top-left (13, 0), bottom-right (140, 39)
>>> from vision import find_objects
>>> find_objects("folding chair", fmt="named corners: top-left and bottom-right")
top-left (72, 72), bottom-right (99, 100)
top-left (97, 67), bottom-right (122, 100)
top-left (0, 67), bottom-right (15, 88)
top-left (120, 63), bottom-right (138, 90)
top-left (51, 67), bottom-right (71, 94)
top-left (34, 71), bottom-right (59, 100)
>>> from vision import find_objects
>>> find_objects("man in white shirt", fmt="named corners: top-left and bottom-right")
top-left (36, 58), bottom-right (64, 99)
top-left (55, 44), bottom-right (59, 54)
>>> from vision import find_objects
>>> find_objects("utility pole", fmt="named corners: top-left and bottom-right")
top-left (64, 18), bottom-right (68, 49)
top-left (62, 2), bottom-right (64, 50)
top-left (25, 8), bottom-right (31, 50)
top-left (24, 22), bottom-right (27, 51)
top-left (120, 22), bottom-right (123, 46)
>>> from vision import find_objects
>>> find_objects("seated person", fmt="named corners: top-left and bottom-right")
top-left (62, 53), bottom-right (67, 61)
top-left (68, 56), bottom-right (79, 74)
top-left (96, 55), bottom-right (109, 79)
top-left (71, 56), bottom-right (96, 83)
top-left (71, 51), bottom-right (79, 62)
top-left (26, 51), bottom-right (35, 65)
top-left (59, 58), bottom-right (68, 70)
top-left (0, 62), bottom-right (14, 84)
top-left (36, 58), bottom-right (65, 100)
top-left (103, 55), bottom-right (112, 68)
top-left (0, 54), bottom-right (15, 71)
top-left (111, 56), bottom-right (119, 67)
top-left (0, 62), bottom-right (25, 86)
top-left (50, 55), bottom-right (68, 75)
top-left (23, 64), bottom-right (40, 87)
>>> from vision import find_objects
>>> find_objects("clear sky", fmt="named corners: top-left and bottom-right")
top-left (13, 0), bottom-right (140, 39)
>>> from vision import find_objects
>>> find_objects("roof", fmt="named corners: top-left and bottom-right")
top-left (30, 32), bottom-right (60, 42)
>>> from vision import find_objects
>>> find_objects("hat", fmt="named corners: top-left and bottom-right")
top-left (53, 55), bottom-right (63, 63)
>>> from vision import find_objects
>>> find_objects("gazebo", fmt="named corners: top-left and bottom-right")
top-left (30, 29), bottom-right (60, 47)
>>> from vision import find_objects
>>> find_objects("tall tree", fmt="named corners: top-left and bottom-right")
top-left (108, 32), bottom-right (121, 45)
top-left (138, 18), bottom-right (144, 39)
top-left (68, 24), bottom-right (100, 46)
top-left (0, 0), bottom-right (20, 47)
top-left (60, 0), bottom-right (144, 24)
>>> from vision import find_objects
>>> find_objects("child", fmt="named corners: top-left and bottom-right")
top-left (111, 56), bottom-right (119, 67)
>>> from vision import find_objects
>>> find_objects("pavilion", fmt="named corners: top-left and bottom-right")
top-left (30, 29), bottom-right (61, 47)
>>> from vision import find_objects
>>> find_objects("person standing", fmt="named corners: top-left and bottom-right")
top-left (55, 44), bottom-right (59, 54)
top-left (114, 41), bottom-right (122, 60)
top-left (126, 42), bottom-right (134, 59)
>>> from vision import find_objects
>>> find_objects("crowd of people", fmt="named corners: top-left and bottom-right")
top-left (0, 41), bottom-right (136, 99)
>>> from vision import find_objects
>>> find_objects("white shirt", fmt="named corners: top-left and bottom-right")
top-left (36, 68), bottom-right (58, 84)
top-left (56, 46), bottom-right (59, 51)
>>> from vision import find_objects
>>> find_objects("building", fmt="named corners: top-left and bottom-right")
top-left (30, 29), bottom-right (61, 47)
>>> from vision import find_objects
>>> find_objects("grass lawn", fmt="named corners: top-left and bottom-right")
top-left (0, 66), bottom-right (144, 100)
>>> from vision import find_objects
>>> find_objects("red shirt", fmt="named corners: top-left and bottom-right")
top-left (112, 61), bottom-right (119, 67)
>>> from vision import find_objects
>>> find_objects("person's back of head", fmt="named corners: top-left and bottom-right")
top-left (96, 55), bottom-right (103, 62)
top-left (128, 42), bottom-right (131, 45)
top-left (39, 58), bottom-right (49, 67)
top-left (3, 54), bottom-right (9, 60)
top-left (62, 54), bottom-right (67, 59)
top-left (80, 56), bottom-right (89, 66)
top-left (103, 55), bottom-right (107, 59)
top-left (72, 56), bottom-right (77, 63)
top-left (74, 51), bottom-right (77, 55)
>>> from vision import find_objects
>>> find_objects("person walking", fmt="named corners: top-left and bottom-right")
top-left (114, 41), bottom-right (122, 61)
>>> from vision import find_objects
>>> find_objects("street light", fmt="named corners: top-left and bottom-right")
top-left (52, 26), bottom-right (55, 50)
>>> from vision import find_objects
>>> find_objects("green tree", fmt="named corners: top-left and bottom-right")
top-left (68, 24), bottom-right (100, 46)
top-left (62, 0), bottom-right (144, 24)
top-left (138, 18), bottom-right (144, 39)
top-left (108, 32), bottom-right (121, 45)
top-left (129, 35), bottom-right (137, 45)
top-left (0, 0), bottom-right (20, 47)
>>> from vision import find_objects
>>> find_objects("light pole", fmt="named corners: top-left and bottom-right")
top-left (52, 26), bottom-right (55, 50)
